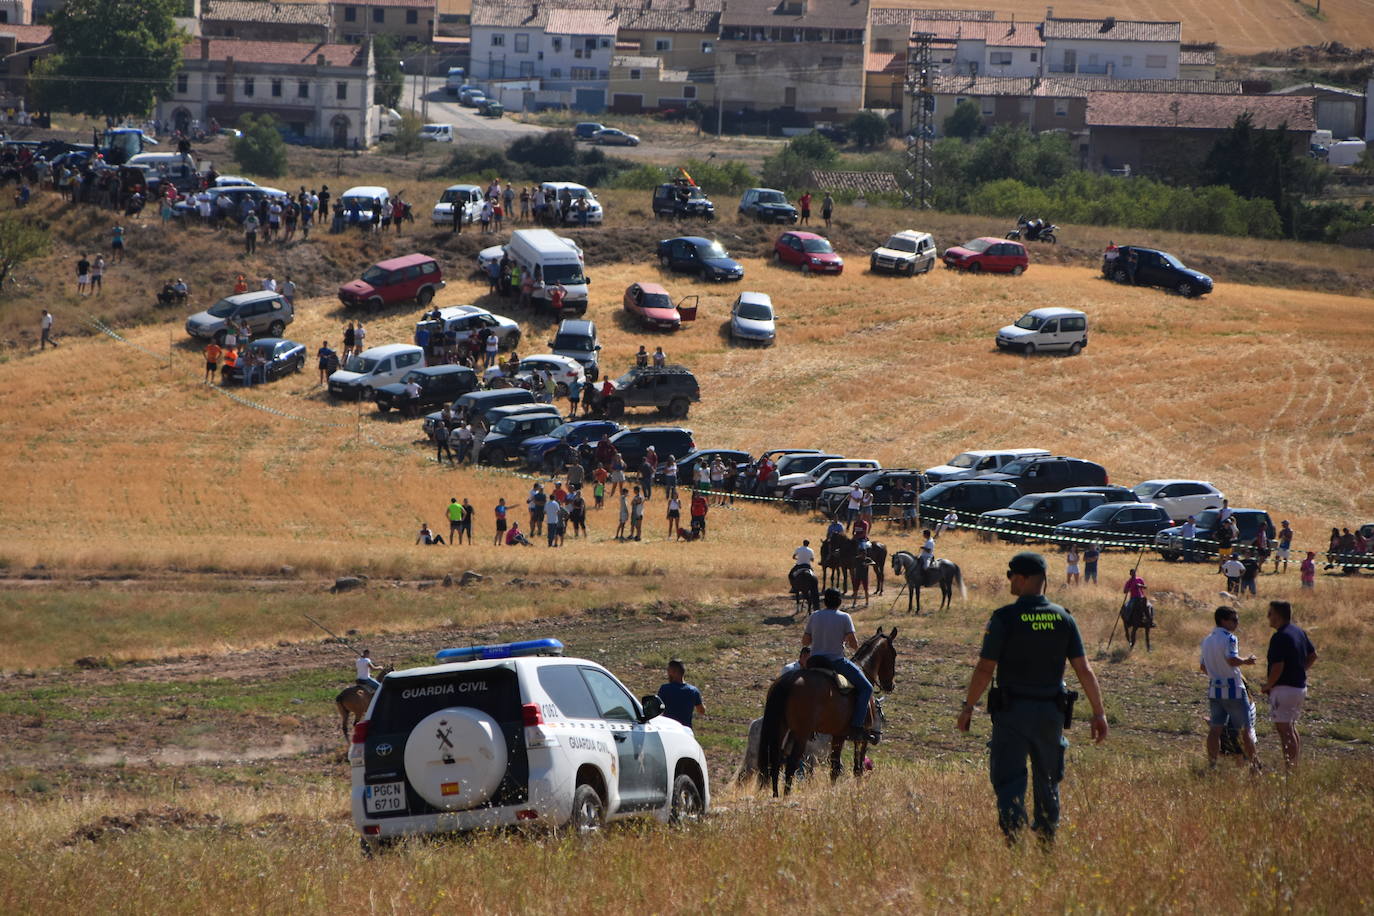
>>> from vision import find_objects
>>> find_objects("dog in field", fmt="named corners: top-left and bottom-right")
top-left (677, 528), bottom-right (701, 542)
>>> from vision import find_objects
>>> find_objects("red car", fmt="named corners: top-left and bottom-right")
top-left (622, 282), bottom-right (698, 331)
top-left (338, 253), bottom-right (445, 309)
top-left (773, 231), bottom-right (844, 275)
top-left (942, 237), bottom-right (1029, 275)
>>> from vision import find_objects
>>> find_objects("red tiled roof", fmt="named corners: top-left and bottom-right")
top-left (203, 1), bottom-right (333, 25)
top-left (1041, 17), bottom-right (1180, 42)
top-left (870, 8), bottom-right (992, 26)
top-left (1085, 92), bottom-right (1315, 130)
top-left (545, 8), bottom-right (618, 35)
top-left (0, 24), bottom-right (53, 44)
top-left (347, 0), bottom-right (436, 8)
top-left (183, 38), bottom-right (364, 66)
top-left (808, 169), bottom-right (901, 194)
top-left (912, 18), bottom-right (1044, 47)
top-left (866, 50), bottom-right (898, 73)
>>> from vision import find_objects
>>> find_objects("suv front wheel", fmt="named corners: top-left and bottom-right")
top-left (605, 398), bottom-right (625, 418)
top-left (570, 783), bottom-right (605, 835)
top-left (666, 397), bottom-right (689, 419)
top-left (670, 773), bottom-right (703, 826)
top-left (268, 320), bottom-right (285, 336)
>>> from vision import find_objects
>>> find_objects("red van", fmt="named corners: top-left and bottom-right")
top-left (338, 253), bottom-right (445, 309)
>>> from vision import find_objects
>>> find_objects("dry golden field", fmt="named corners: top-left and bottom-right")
top-left (877, 0), bottom-right (1374, 54)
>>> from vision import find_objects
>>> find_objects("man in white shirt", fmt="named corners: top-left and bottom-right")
top-left (1200, 606), bottom-right (1258, 767)
top-left (356, 650), bottom-right (382, 691)
top-left (920, 528), bottom-right (937, 571)
top-left (793, 539), bottom-right (815, 566)
top-left (846, 484), bottom-right (864, 530)
top-left (403, 378), bottom-right (422, 417)
top-left (262, 275), bottom-right (277, 292)
top-left (40, 309), bottom-right (57, 350)
top-left (1221, 556), bottom-right (1244, 593)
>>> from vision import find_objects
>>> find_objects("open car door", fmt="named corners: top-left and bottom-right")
top-left (676, 295), bottom-right (699, 323)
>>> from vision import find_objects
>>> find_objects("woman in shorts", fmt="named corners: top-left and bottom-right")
top-left (609, 456), bottom-right (626, 497)
top-left (666, 490), bottom-right (681, 539)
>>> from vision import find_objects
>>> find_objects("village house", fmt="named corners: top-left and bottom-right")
top-left (615, 0), bottom-right (722, 76)
top-left (1040, 11), bottom-right (1181, 80)
top-left (608, 52), bottom-right (712, 113)
top-left (156, 36), bottom-right (376, 147)
top-left (0, 24), bottom-right (49, 113)
top-left (469, 1), bottom-right (617, 111)
top-left (1179, 43), bottom-right (1217, 80)
top-left (1269, 82), bottom-right (1367, 140)
top-left (201, 1), bottom-right (334, 43)
top-left (333, 0), bottom-right (435, 43)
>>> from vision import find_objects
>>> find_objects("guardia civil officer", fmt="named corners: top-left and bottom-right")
top-left (956, 551), bottom-right (1108, 844)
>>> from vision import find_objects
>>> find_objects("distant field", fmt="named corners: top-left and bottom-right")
top-left (877, 0), bottom-right (1374, 54)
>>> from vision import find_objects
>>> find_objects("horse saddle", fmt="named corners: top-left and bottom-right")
top-left (804, 657), bottom-right (855, 694)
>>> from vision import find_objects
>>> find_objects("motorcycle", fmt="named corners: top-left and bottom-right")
top-left (1007, 215), bottom-right (1057, 244)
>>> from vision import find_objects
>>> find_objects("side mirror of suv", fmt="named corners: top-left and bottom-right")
top-left (640, 695), bottom-right (664, 721)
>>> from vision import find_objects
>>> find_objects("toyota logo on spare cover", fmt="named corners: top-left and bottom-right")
top-left (375, 743), bottom-right (393, 757)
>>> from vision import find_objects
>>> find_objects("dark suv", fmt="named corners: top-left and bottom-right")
top-left (1155, 508), bottom-right (1275, 562)
top-left (918, 479), bottom-right (1022, 522)
top-left (738, 188), bottom-right (798, 223)
top-left (374, 365), bottom-right (477, 415)
top-left (978, 455), bottom-right (1109, 495)
top-left (480, 412), bottom-right (566, 465)
top-left (817, 469), bottom-right (927, 519)
top-left (982, 491), bottom-right (1107, 542)
top-left (653, 183), bottom-right (715, 221)
top-left (604, 365), bottom-right (700, 419)
top-left (1105, 246), bottom-right (1213, 298)
top-left (608, 426), bottom-right (695, 466)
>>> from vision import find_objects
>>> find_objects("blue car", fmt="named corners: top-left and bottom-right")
top-left (656, 236), bottom-right (744, 281)
top-left (222, 337), bottom-right (307, 383)
top-left (522, 419), bottom-right (624, 470)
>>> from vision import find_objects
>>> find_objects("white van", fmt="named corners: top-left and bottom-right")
top-left (420, 123), bottom-right (455, 143)
top-left (505, 228), bottom-right (590, 316)
top-left (924, 448), bottom-right (1051, 483)
top-left (340, 185), bottom-right (391, 223)
top-left (328, 343), bottom-right (426, 400)
top-left (996, 307), bottom-right (1088, 356)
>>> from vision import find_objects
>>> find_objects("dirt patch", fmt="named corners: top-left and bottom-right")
top-left (63, 805), bottom-right (223, 845)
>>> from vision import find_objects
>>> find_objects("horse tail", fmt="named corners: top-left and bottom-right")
top-left (758, 672), bottom-right (799, 795)
top-left (953, 562), bottom-right (967, 600)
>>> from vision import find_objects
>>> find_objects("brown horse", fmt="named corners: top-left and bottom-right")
top-left (758, 628), bottom-right (898, 797)
top-left (821, 532), bottom-right (887, 596)
top-left (334, 666), bottom-right (393, 738)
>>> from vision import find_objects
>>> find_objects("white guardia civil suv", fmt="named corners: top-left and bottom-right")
top-left (350, 639), bottom-right (709, 852)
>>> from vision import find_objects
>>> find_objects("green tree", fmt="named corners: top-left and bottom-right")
top-left (0, 214), bottom-right (50, 292)
top-left (391, 112), bottom-right (425, 158)
top-left (507, 131), bottom-right (577, 168)
top-left (848, 110), bottom-right (889, 149)
top-left (232, 113), bottom-right (289, 178)
top-left (943, 100), bottom-right (983, 140)
top-left (33, 0), bottom-right (185, 120)
top-left (372, 33), bottom-right (404, 109)
top-left (786, 131), bottom-right (839, 166)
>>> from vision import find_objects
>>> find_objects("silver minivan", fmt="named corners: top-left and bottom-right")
top-left (185, 290), bottom-right (292, 341)
top-left (996, 307), bottom-right (1089, 356)
top-left (328, 343), bottom-right (426, 400)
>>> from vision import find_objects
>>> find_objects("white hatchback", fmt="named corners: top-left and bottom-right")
top-left (729, 291), bottom-right (776, 345)
top-left (1131, 479), bottom-right (1225, 521)
top-left (350, 639), bottom-right (709, 852)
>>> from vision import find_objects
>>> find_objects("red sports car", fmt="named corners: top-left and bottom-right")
top-left (773, 231), bottom-right (844, 274)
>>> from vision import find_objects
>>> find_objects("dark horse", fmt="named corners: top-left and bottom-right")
top-left (758, 628), bottom-right (898, 797)
top-left (890, 550), bottom-right (965, 614)
top-left (821, 532), bottom-right (887, 596)
top-left (1121, 595), bottom-right (1154, 651)
top-left (334, 666), bottom-right (393, 738)
top-left (788, 564), bottom-right (820, 616)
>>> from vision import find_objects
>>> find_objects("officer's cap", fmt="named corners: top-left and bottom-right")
top-left (1007, 551), bottom-right (1047, 577)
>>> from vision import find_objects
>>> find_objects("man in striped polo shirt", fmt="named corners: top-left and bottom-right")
top-left (1200, 605), bottom-right (1260, 769)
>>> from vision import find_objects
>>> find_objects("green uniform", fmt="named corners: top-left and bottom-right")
top-left (979, 594), bottom-right (1085, 840)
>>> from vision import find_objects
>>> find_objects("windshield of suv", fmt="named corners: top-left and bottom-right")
top-left (1132, 482), bottom-right (1165, 499)
top-left (853, 471), bottom-right (885, 488)
top-left (553, 333), bottom-right (594, 351)
top-left (493, 418), bottom-right (522, 434)
top-left (342, 195), bottom-right (379, 210)
top-left (206, 298), bottom-right (240, 318)
top-left (641, 293), bottom-right (673, 310)
top-left (884, 236), bottom-right (917, 253)
top-left (361, 265), bottom-right (388, 284)
top-left (543, 263), bottom-right (586, 285)
top-left (615, 370), bottom-right (640, 388)
top-left (998, 458), bottom-right (1035, 475)
top-left (547, 423), bottom-right (576, 439)
top-left (801, 238), bottom-right (834, 254)
top-left (1009, 495), bottom-right (1041, 511)
top-left (1079, 504), bottom-right (1119, 522)
top-left (947, 453), bottom-right (981, 469)
top-left (439, 188), bottom-right (471, 203)
top-left (401, 371), bottom-right (424, 384)
top-left (1013, 314), bottom-right (1043, 330)
top-left (757, 191), bottom-right (786, 204)
top-left (344, 355), bottom-right (379, 373)
top-left (1193, 509), bottom-right (1220, 529)
top-left (961, 238), bottom-right (992, 253)
top-left (736, 301), bottom-right (773, 320)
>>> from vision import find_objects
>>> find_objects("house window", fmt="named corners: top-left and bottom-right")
top-left (1088, 53), bottom-right (1098, 65)
top-left (735, 52), bottom-right (756, 65)
top-left (215, 76), bottom-right (226, 95)
top-left (599, 69), bottom-right (608, 79)
top-left (271, 78), bottom-right (282, 97)
top-left (1030, 51), bottom-right (1038, 62)
top-left (1054, 98), bottom-right (1068, 116)
top-left (629, 69), bottom-right (641, 80)
top-left (372, 7), bottom-right (383, 23)
top-left (600, 38), bottom-right (610, 48)
top-left (0, 11), bottom-right (7, 22)
top-left (989, 51), bottom-right (1012, 66)
top-left (406, 9), bottom-right (417, 24)
top-left (572, 66), bottom-right (595, 80)
top-left (344, 5), bottom-right (356, 21)
top-left (701, 40), bottom-right (713, 53)
top-left (336, 81), bottom-right (347, 100)
top-left (519, 60), bottom-right (534, 76)
top-left (683, 85), bottom-right (695, 99)
top-left (551, 68), bottom-right (562, 78)
top-left (655, 38), bottom-right (671, 51)
top-left (176, 73), bottom-right (188, 93)
top-left (514, 33), bottom-right (528, 52)
top-left (1123, 55), bottom-right (1133, 67)
top-left (980, 97), bottom-right (994, 116)
top-left (874, 37), bottom-right (891, 52)
top-left (1146, 54), bottom-right (1167, 69)
top-left (298, 80), bottom-right (309, 98)
top-left (552, 37), bottom-right (562, 52)
top-left (243, 77), bottom-right (254, 96)
top-left (491, 33), bottom-right (505, 46)
top-left (821, 56), bottom-right (841, 67)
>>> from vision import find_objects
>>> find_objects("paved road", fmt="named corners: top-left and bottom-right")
top-left (402, 76), bottom-right (546, 147)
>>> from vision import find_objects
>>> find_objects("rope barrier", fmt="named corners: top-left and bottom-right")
top-left (79, 313), bottom-right (1374, 569)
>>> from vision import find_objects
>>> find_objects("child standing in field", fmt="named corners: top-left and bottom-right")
top-left (1300, 551), bottom-right (1316, 588)
top-left (616, 489), bottom-right (629, 540)
top-left (594, 477), bottom-right (606, 509)
top-left (1065, 547), bottom-right (1080, 586)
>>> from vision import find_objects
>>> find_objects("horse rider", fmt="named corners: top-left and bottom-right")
top-left (1122, 568), bottom-right (1148, 620)
top-left (919, 528), bottom-right (937, 573)
top-left (956, 551), bottom-right (1108, 845)
top-left (825, 517), bottom-right (845, 541)
top-left (803, 588), bottom-right (881, 744)
top-left (781, 646), bottom-right (811, 676)
top-left (852, 516), bottom-right (871, 550)
top-left (791, 538), bottom-right (816, 579)
top-left (356, 648), bottom-right (383, 692)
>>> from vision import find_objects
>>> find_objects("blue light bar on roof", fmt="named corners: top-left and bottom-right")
top-left (436, 638), bottom-right (565, 662)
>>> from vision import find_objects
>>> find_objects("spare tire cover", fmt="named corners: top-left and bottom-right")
top-left (404, 707), bottom-right (508, 810)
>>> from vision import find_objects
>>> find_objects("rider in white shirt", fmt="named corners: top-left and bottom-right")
top-left (356, 651), bottom-right (382, 691)
top-left (793, 539), bottom-right (815, 566)
top-left (920, 529), bottom-right (937, 571)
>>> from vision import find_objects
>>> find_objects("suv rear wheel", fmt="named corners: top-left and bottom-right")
top-left (268, 320), bottom-right (285, 336)
top-left (670, 774), bottom-right (703, 826)
top-left (417, 287), bottom-right (434, 307)
top-left (667, 397), bottom-right (689, 419)
top-left (605, 398), bottom-right (625, 418)
top-left (570, 783), bottom-right (605, 835)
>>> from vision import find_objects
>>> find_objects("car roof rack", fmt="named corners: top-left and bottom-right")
top-left (436, 638), bottom-right (564, 662)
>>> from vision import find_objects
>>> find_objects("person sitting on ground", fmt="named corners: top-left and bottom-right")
top-left (416, 523), bottom-right (445, 546)
top-left (505, 520), bottom-right (533, 546)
